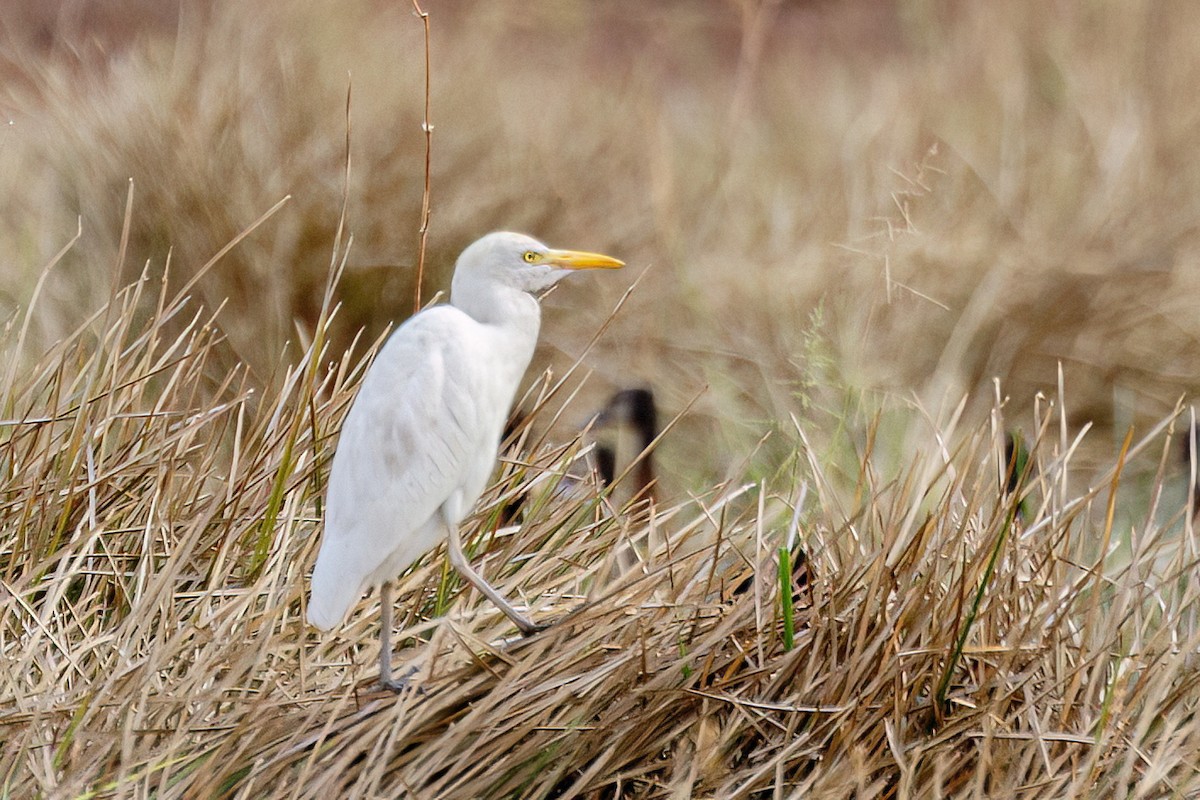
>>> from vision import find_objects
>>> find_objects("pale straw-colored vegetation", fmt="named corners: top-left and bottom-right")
top-left (4, 1), bottom-right (1200, 797)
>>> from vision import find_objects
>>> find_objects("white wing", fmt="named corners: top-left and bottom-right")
top-left (308, 306), bottom-right (497, 630)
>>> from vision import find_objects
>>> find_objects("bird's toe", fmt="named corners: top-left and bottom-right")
top-left (379, 665), bottom-right (422, 694)
top-left (519, 620), bottom-right (550, 637)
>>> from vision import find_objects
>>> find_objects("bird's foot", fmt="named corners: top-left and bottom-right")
top-left (517, 619), bottom-right (549, 637)
top-left (379, 665), bottom-right (422, 694)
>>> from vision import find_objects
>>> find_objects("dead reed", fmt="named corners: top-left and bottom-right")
top-left (2, 241), bottom-right (1200, 797)
top-left (5, 1), bottom-right (1200, 796)
top-left (6, 1), bottom-right (1200, 478)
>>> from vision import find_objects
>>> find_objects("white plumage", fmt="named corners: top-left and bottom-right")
top-left (307, 231), bottom-right (623, 688)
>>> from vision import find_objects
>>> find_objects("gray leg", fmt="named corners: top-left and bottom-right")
top-left (378, 581), bottom-right (416, 692)
top-left (446, 524), bottom-right (543, 636)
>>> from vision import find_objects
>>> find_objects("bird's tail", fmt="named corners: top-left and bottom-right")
top-left (307, 555), bottom-right (362, 631)
top-left (308, 517), bottom-right (441, 631)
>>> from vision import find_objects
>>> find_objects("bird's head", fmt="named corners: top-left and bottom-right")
top-left (456, 231), bottom-right (625, 295)
top-left (596, 388), bottom-right (658, 439)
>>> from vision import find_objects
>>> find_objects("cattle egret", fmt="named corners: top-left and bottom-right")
top-left (308, 231), bottom-right (624, 689)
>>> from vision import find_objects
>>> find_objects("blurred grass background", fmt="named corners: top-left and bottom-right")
top-left (3, 0), bottom-right (1200, 486)
top-left (8, 3), bottom-right (1200, 795)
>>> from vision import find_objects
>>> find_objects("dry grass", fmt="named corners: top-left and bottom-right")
top-left (5, 0), bottom-right (1200, 480)
top-left (5, 0), bottom-right (1200, 796)
top-left (4, 249), bottom-right (1200, 797)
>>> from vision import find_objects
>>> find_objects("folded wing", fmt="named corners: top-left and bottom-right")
top-left (308, 307), bottom-right (488, 630)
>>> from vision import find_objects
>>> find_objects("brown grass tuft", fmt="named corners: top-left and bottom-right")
top-left (5, 1), bottom-right (1200, 796)
top-left (3, 239), bottom-right (1200, 796)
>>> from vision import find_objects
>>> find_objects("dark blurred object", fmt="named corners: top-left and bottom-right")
top-left (1004, 430), bottom-right (1031, 521)
top-left (496, 387), bottom-right (661, 527)
top-left (593, 388), bottom-right (658, 505)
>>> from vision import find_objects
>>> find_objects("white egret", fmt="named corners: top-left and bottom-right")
top-left (307, 231), bottom-right (624, 689)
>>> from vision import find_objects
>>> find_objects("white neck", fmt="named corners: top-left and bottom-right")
top-left (450, 275), bottom-right (542, 359)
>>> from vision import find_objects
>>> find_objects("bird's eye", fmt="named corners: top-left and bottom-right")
top-left (522, 251), bottom-right (539, 264)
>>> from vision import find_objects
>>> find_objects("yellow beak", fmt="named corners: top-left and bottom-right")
top-left (546, 248), bottom-right (625, 270)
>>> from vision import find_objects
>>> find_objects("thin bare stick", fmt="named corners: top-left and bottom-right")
top-left (411, 0), bottom-right (433, 313)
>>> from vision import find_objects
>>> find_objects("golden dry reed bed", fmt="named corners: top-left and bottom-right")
top-left (5, 0), bottom-right (1200, 797)
top-left (3, 240), bottom-right (1200, 797)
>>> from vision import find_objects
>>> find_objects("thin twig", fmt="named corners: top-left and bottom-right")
top-left (411, 0), bottom-right (433, 313)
